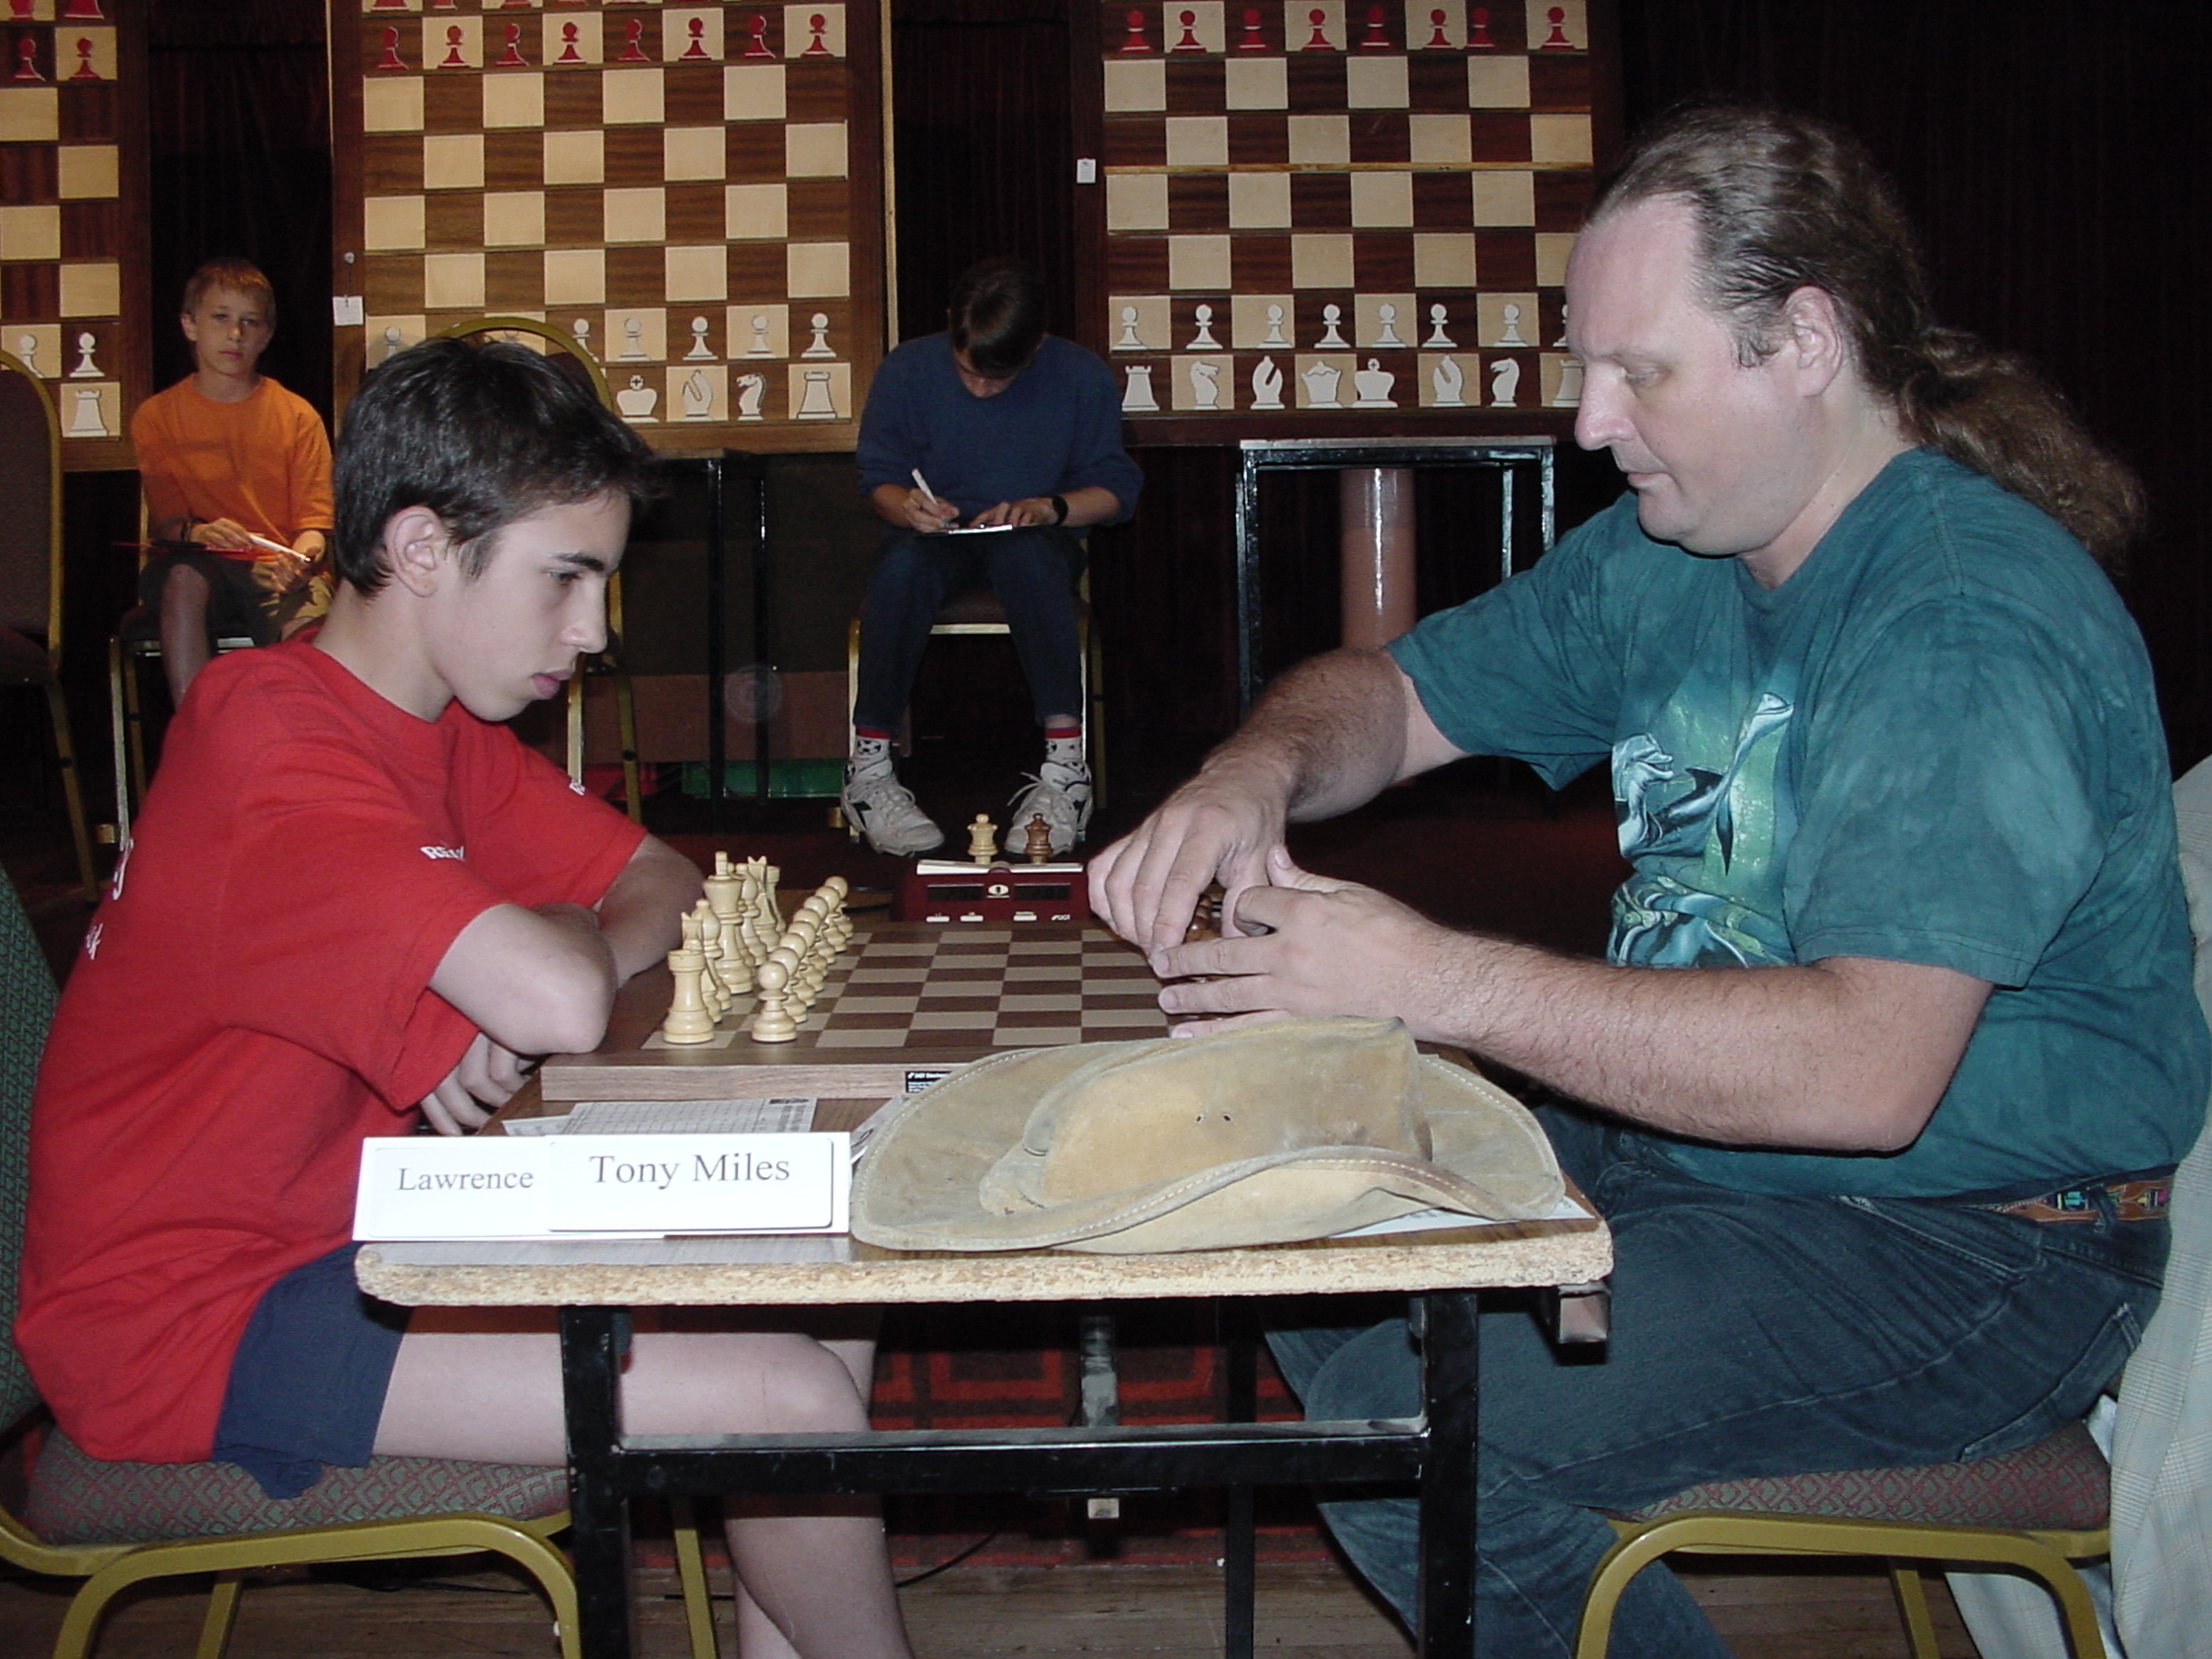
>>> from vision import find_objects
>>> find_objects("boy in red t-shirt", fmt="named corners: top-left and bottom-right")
top-left (23, 340), bottom-right (915, 1659)
top-left (131, 258), bottom-right (336, 702)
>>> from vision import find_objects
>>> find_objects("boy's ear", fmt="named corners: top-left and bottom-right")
top-left (382, 505), bottom-right (455, 597)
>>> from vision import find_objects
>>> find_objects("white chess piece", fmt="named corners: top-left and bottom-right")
top-left (1121, 363), bottom-right (1158, 412)
top-left (1553, 302), bottom-right (1571, 349)
top-left (802, 312), bottom-right (833, 358)
top-left (796, 367), bottom-right (837, 418)
top-left (1250, 356), bottom-right (1284, 410)
top-left (1424, 303), bottom-right (1455, 348)
top-left (66, 386), bottom-right (107, 437)
top-left (1188, 303), bottom-right (1220, 350)
top-left (685, 317), bottom-right (715, 359)
top-left (735, 372), bottom-right (766, 420)
top-left (1190, 359), bottom-right (1221, 409)
top-left (748, 314), bottom-right (774, 356)
top-left (615, 374), bottom-right (659, 421)
top-left (1497, 302), bottom-right (1528, 347)
top-left (1263, 304), bottom-right (1289, 347)
top-left (619, 315), bottom-right (648, 359)
top-left (15, 333), bottom-right (38, 375)
top-left (68, 332), bottom-right (99, 378)
top-left (381, 325), bottom-right (404, 363)
top-left (1549, 356), bottom-right (1584, 408)
top-left (1300, 359), bottom-right (1342, 408)
top-left (1116, 305), bottom-right (1145, 350)
top-left (1315, 303), bottom-right (1348, 349)
top-left (1431, 356), bottom-right (1465, 407)
top-left (1352, 358), bottom-right (1394, 408)
top-left (681, 369), bottom-right (714, 420)
top-left (1375, 303), bottom-right (1403, 348)
top-left (572, 318), bottom-right (595, 357)
top-left (1487, 356), bottom-right (1521, 408)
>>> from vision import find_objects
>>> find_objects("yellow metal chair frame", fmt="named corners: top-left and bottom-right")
top-left (0, 349), bottom-right (98, 900)
top-left (434, 317), bottom-right (644, 822)
top-left (1574, 1507), bottom-right (2110, 1659)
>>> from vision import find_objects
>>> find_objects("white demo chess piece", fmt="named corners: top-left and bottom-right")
top-left (68, 331), bottom-right (99, 377)
top-left (572, 318), bottom-right (595, 358)
top-left (1315, 303), bottom-right (1348, 349)
top-left (1190, 359), bottom-right (1221, 409)
top-left (66, 386), bottom-right (107, 437)
top-left (749, 314), bottom-right (774, 356)
top-left (681, 369), bottom-right (714, 420)
top-left (1424, 303), bottom-right (1455, 348)
top-left (1263, 303), bottom-right (1289, 346)
top-left (14, 333), bottom-right (37, 375)
top-left (1188, 303), bottom-right (1220, 350)
top-left (1250, 356), bottom-right (1285, 409)
top-left (685, 317), bottom-right (715, 359)
top-left (1550, 356), bottom-right (1585, 408)
top-left (1121, 363), bottom-right (1158, 412)
top-left (796, 367), bottom-right (837, 419)
top-left (1430, 356), bottom-right (1465, 407)
top-left (1496, 302), bottom-right (1528, 347)
top-left (1116, 305), bottom-right (1144, 349)
top-left (381, 325), bottom-right (405, 363)
top-left (1352, 358), bottom-right (1395, 408)
top-left (735, 372), bottom-right (766, 421)
top-left (1375, 303), bottom-right (1404, 348)
top-left (619, 315), bottom-right (648, 360)
top-left (802, 313), bottom-right (834, 358)
top-left (1487, 356), bottom-right (1521, 408)
top-left (615, 374), bottom-right (660, 421)
top-left (1300, 359), bottom-right (1342, 408)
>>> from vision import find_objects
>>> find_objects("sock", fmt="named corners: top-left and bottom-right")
top-left (850, 730), bottom-right (894, 780)
top-left (1043, 726), bottom-right (1085, 773)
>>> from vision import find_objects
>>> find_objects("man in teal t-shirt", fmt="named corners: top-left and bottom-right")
top-left (1092, 106), bottom-right (2203, 1659)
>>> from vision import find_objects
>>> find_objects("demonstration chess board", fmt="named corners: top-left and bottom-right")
top-left (336, 0), bottom-right (884, 450)
top-left (0, 0), bottom-right (145, 469)
top-left (1090, 0), bottom-right (1605, 432)
top-left (542, 920), bottom-right (1171, 1101)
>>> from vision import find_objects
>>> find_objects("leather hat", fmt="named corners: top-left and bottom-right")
top-left (850, 1016), bottom-right (1563, 1253)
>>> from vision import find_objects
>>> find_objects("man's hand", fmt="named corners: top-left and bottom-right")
top-left (900, 485), bottom-right (958, 533)
top-left (190, 516), bottom-right (255, 552)
top-left (969, 497), bottom-right (1057, 528)
top-left (1089, 758), bottom-right (1295, 956)
top-left (1148, 851), bottom-right (1462, 1036)
top-left (419, 1031), bottom-right (540, 1136)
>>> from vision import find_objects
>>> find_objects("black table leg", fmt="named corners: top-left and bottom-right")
top-left (561, 1305), bottom-right (637, 1659)
top-left (1417, 1291), bottom-right (1479, 1659)
top-left (1221, 1301), bottom-right (1258, 1659)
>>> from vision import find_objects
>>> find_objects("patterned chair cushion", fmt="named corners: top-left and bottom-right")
top-left (1616, 1420), bottom-right (2109, 1533)
top-left (25, 1426), bottom-right (569, 1545)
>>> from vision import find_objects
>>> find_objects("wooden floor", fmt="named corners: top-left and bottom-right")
top-left (0, 1552), bottom-right (1982, 1658)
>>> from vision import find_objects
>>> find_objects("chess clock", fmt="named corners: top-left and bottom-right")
top-left (1074, 0), bottom-right (1620, 443)
top-left (0, 0), bottom-right (151, 471)
top-left (331, 0), bottom-right (891, 453)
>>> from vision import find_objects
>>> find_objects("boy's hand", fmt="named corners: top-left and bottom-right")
top-left (419, 1032), bottom-right (541, 1136)
top-left (191, 516), bottom-right (255, 552)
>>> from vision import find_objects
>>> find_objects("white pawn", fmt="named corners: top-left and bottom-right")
top-left (1423, 304), bottom-right (1456, 348)
top-left (750, 958), bottom-right (798, 1043)
top-left (1315, 304), bottom-right (1348, 349)
top-left (685, 317), bottom-right (715, 360)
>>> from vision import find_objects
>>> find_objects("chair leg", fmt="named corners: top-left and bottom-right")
top-left (614, 670), bottom-right (643, 825)
top-left (194, 1571), bottom-right (245, 1659)
top-left (672, 1497), bottom-right (721, 1659)
top-left (1887, 1561), bottom-right (1942, 1659)
top-left (41, 675), bottom-right (97, 899)
top-left (566, 673), bottom-right (586, 788)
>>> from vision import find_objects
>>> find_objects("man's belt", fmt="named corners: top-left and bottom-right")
top-left (1977, 1177), bottom-right (2172, 1224)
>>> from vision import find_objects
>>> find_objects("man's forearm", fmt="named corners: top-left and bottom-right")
top-left (1204, 647), bottom-right (1416, 823)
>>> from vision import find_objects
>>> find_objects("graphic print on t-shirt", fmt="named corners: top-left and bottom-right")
top-left (1609, 683), bottom-right (1793, 969)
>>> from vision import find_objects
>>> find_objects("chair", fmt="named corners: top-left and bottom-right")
top-left (0, 870), bottom-right (726, 1659)
top-left (1573, 778), bottom-right (2212, 1659)
top-left (435, 316), bottom-right (643, 823)
top-left (842, 578), bottom-right (1109, 833)
top-left (0, 349), bottom-right (98, 904)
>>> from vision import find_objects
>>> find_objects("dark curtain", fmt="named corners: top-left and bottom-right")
top-left (889, 0), bottom-right (1077, 341)
top-left (1618, 0), bottom-right (2212, 765)
top-left (146, 0), bottom-right (332, 419)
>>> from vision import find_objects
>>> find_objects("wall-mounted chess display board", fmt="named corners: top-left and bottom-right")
top-left (333, 0), bottom-right (887, 453)
top-left (1081, 0), bottom-right (1614, 443)
top-left (0, 0), bottom-right (147, 471)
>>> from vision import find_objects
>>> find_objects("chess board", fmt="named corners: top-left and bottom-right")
top-left (541, 920), bottom-right (1171, 1101)
top-left (335, 0), bottom-right (885, 451)
top-left (1086, 0), bottom-right (1607, 434)
top-left (0, 0), bottom-right (147, 470)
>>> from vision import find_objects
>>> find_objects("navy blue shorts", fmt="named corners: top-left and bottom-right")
top-left (211, 1242), bottom-right (410, 1499)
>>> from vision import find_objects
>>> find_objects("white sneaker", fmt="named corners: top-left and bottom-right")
top-left (1006, 758), bottom-right (1093, 858)
top-left (842, 768), bottom-right (944, 856)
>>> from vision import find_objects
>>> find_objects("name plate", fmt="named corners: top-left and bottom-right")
top-left (354, 1133), bottom-right (850, 1240)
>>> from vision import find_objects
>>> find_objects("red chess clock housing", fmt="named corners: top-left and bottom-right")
top-left (896, 858), bottom-right (1090, 924)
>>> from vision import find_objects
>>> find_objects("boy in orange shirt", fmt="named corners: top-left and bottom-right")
top-left (131, 258), bottom-right (335, 702)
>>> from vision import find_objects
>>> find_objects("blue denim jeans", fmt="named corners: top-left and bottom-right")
top-left (1268, 1108), bottom-right (2169, 1659)
top-left (852, 526), bottom-right (1086, 733)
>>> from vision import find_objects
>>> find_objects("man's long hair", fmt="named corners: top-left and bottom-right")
top-left (1593, 103), bottom-right (2143, 565)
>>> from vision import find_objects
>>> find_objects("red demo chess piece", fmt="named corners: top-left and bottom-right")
top-left (494, 22), bottom-right (527, 66)
top-left (1118, 7), bottom-right (1149, 53)
top-left (1237, 7), bottom-right (1267, 49)
top-left (7, 0), bottom-right (32, 20)
top-left (1425, 8), bottom-right (1452, 48)
top-left (1360, 5), bottom-right (1391, 47)
top-left (681, 18), bottom-right (712, 59)
top-left (1466, 6), bottom-right (1495, 48)
top-left (61, 0), bottom-right (103, 15)
top-left (1303, 7), bottom-right (1334, 50)
top-left (744, 14), bottom-right (774, 57)
top-left (557, 22), bottom-right (583, 63)
top-left (1540, 4), bottom-right (1573, 47)
top-left (617, 17), bottom-right (649, 61)
top-left (804, 11), bottom-right (831, 54)
top-left (437, 26), bottom-right (466, 68)
top-left (1172, 8), bottom-right (1202, 50)
top-left (68, 35), bottom-right (96, 79)
top-left (374, 26), bottom-right (406, 70)
top-left (11, 35), bottom-right (40, 81)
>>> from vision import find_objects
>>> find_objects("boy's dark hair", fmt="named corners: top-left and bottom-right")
top-left (946, 258), bottom-right (1047, 378)
top-left (332, 338), bottom-right (661, 593)
top-left (182, 258), bottom-right (276, 323)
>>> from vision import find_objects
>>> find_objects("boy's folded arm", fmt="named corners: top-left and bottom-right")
top-left (430, 901), bottom-right (620, 1059)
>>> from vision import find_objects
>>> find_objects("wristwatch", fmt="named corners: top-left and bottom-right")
top-left (1048, 494), bottom-right (1069, 525)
